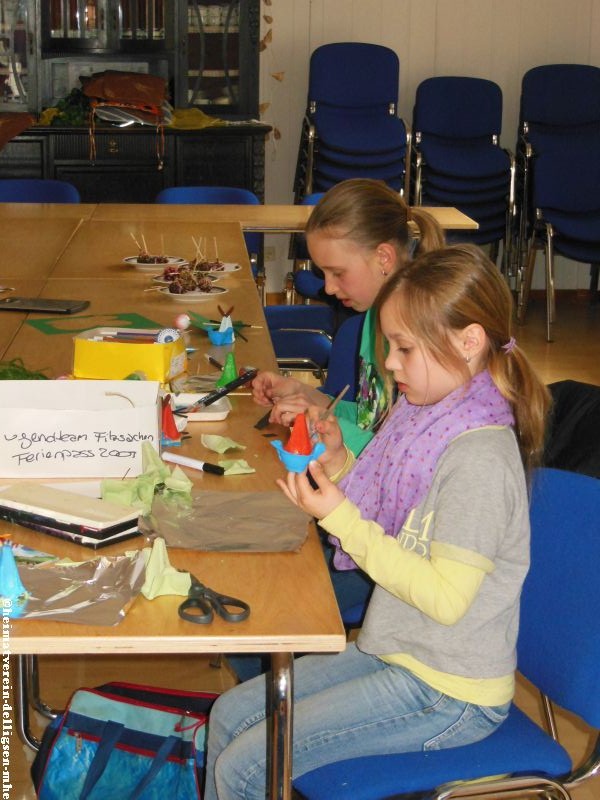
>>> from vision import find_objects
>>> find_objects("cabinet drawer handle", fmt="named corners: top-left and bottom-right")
top-left (108, 139), bottom-right (119, 154)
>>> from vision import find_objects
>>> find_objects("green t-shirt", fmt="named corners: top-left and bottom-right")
top-left (333, 308), bottom-right (387, 456)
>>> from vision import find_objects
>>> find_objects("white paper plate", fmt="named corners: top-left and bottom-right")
top-left (207, 262), bottom-right (241, 274)
top-left (173, 394), bottom-right (232, 421)
top-left (159, 286), bottom-right (228, 302)
top-left (123, 256), bottom-right (187, 273)
top-left (152, 273), bottom-right (218, 286)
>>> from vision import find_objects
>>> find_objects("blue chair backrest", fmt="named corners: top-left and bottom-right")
top-left (520, 63), bottom-right (600, 129)
top-left (532, 140), bottom-right (600, 214)
top-left (294, 269), bottom-right (324, 301)
top-left (155, 186), bottom-right (261, 253)
top-left (517, 467), bottom-right (600, 726)
top-left (155, 186), bottom-right (260, 206)
top-left (0, 178), bottom-right (80, 203)
top-left (414, 76), bottom-right (503, 139)
top-left (309, 42), bottom-right (399, 109)
top-left (264, 304), bottom-right (335, 336)
top-left (301, 192), bottom-right (324, 206)
top-left (320, 312), bottom-right (365, 397)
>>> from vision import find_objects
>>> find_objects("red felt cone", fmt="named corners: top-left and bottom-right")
top-left (285, 413), bottom-right (312, 454)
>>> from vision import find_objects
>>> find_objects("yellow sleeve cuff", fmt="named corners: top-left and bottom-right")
top-left (328, 446), bottom-right (356, 483)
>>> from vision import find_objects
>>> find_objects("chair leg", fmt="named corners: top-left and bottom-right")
top-left (517, 238), bottom-right (538, 324)
top-left (489, 240), bottom-right (499, 266)
top-left (544, 223), bottom-right (556, 342)
top-left (590, 262), bottom-right (600, 302)
top-left (284, 272), bottom-right (295, 304)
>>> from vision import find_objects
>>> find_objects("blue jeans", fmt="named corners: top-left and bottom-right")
top-left (204, 642), bottom-right (510, 800)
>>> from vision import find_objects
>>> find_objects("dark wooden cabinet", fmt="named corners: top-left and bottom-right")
top-left (0, 1), bottom-right (266, 203)
top-left (0, 123), bottom-right (270, 202)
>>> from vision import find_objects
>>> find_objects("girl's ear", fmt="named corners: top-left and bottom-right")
top-left (461, 323), bottom-right (487, 362)
top-left (376, 243), bottom-right (396, 273)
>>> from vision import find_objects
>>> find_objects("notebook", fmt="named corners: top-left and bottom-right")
top-left (0, 483), bottom-right (141, 549)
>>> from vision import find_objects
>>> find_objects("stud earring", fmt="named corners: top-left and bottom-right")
top-left (465, 355), bottom-right (471, 363)
top-left (381, 270), bottom-right (388, 277)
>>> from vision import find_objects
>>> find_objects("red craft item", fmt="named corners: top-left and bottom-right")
top-left (161, 396), bottom-right (181, 442)
top-left (284, 413), bottom-right (312, 455)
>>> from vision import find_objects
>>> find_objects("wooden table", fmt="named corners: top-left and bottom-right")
top-left (89, 202), bottom-right (479, 232)
top-left (3, 201), bottom-right (477, 799)
top-left (2, 207), bottom-right (346, 800)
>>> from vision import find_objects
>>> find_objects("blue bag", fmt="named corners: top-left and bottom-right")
top-left (32, 682), bottom-right (218, 800)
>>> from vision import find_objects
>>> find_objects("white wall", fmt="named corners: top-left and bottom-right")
top-left (257, 0), bottom-right (600, 293)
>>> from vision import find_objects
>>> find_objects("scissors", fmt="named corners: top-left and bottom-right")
top-left (178, 575), bottom-right (250, 624)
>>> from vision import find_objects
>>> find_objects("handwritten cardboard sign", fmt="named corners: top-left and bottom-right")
top-left (0, 380), bottom-right (160, 478)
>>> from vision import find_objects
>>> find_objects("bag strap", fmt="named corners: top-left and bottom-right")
top-left (129, 735), bottom-right (179, 799)
top-left (79, 720), bottom-right (124, 799)
top-left (78, 721), bottom-right (179, 800)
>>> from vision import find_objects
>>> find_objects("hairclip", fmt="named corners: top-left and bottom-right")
top-left (501, 336), bottom-right (517, 354)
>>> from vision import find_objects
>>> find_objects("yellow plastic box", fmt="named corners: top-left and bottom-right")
top-left (73, 328), bottom-right (187, 383)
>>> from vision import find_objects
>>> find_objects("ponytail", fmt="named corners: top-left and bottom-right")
top-left (410, 207), bottom-right (446, 255)
top-left (487, 345), bottom-right (551, 472)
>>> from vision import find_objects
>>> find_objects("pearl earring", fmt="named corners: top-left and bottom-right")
top-left (381, 270), bottom-right (388, 277)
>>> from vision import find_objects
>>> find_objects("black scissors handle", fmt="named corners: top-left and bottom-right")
top-left (209, 590), bottom-right (251, 623)
top-left (178, 595), bottom-right (214, 624)
top-left (178, 578), bottom-right (250, 624)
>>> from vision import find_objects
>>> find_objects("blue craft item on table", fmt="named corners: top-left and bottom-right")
top-left (270, 440), bottom-right (326, 473)
top-left (0, 540), bottom-right (28, 617)
top-left (207, 327), bottom-right (234, 345)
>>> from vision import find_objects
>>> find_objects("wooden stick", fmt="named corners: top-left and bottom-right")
top-left (130, 232), bottom-right (142, 250)
top-left (141, 233), bottom-right (149, 253)
top-left (213, 236), bottom-right (219, 261)
top-left (320, 384), bottom-right (351, 420)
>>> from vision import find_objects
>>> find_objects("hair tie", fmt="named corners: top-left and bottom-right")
top-left (501, 336), bottom-right (517, 354)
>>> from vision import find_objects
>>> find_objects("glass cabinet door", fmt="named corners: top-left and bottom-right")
top-left (0, 0), bottom-right (30, 107)
top-left (180, 0), bottom-right (258, 118)
top-left (43, 0), bottom-right (168, 52)
top-left (120, 0), bottom-right (165, 42)
top-left (46, 0), bottom-right (107, 50)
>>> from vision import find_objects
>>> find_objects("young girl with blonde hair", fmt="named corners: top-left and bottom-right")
top-left (205, 244), bottom-right (550, 800)
top-left (253, 177), bottom-right (445, 455)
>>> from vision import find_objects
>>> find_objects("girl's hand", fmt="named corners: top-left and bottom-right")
top-left (277, 460), bottom-right (345, 520)
top-left (305, 408), bottom-right (347, 476)
top-left (251, 371), bottom-right (302, 406)
top-left (268, 393), bottom-right (311, 425)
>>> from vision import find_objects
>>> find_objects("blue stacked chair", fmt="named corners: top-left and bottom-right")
top-left (154, 185), bottom-right (265, 302)
top-left (517, 140), bottom-right (600, 341)
top-left (289, 192), bottom-right (326, 304)
top-left (515, 64), bottom-right (600, 321)
top-left (0, 178), bottom-right (80, 203)
top-left (293, 466), bottom-right (600, 800)
top-left (293, 43), bottom-right (409, 200)
top-left (410, 76), bottom-right (515, 272)
top-left (264, 304), bottom-right (335, 384)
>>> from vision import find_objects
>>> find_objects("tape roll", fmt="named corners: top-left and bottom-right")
top-left (156, 327), bottom-right (181, 344)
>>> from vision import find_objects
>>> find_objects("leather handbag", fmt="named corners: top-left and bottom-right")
top-left (31, 681), bottom-right (218, 800)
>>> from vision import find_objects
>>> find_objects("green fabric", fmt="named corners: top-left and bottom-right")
top-left (141, 537), bottom-right (191, 599)
top-left (101, 443), bottom-right (193, 514)
top-left (219, 459), bottom-right (256, 475)
top-left (201, 434), bottom-right (246, 453)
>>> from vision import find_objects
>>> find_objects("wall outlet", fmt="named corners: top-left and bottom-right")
top-left (264, 246), bottom-right (276, 262)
